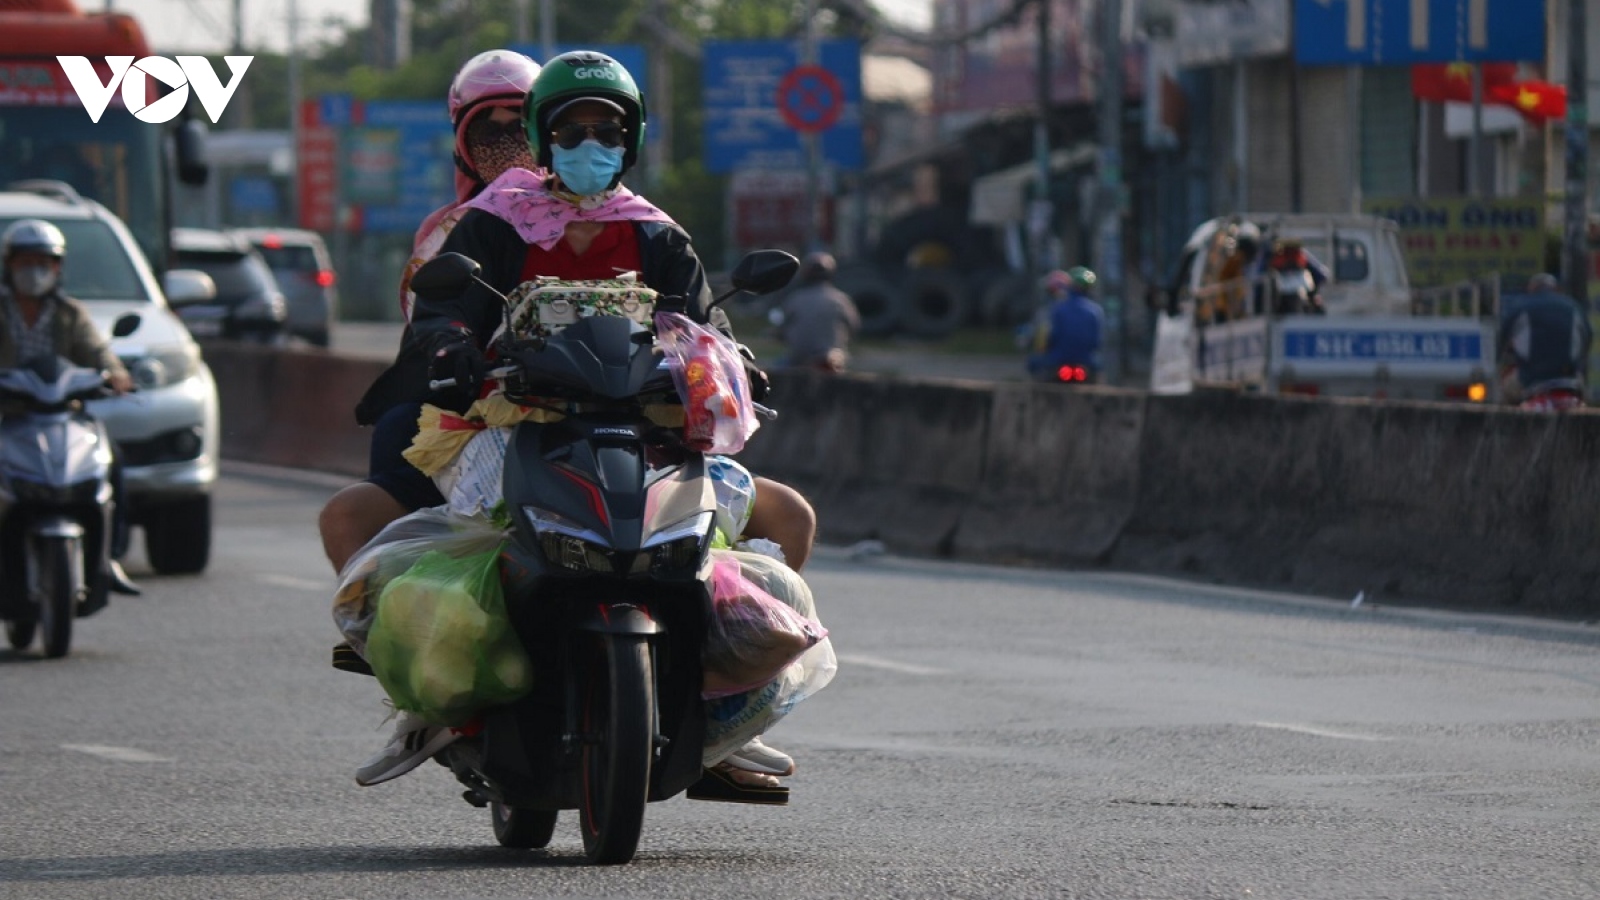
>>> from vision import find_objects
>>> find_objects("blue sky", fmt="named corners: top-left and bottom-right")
top-left (108, 0), bottom-right (933, 55)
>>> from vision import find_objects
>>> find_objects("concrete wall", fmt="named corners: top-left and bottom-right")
top-left (207, 343), bottom-right (1600, 620)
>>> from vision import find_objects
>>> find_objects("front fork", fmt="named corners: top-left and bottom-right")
top-left (561, 604), bottom-right (664, 754)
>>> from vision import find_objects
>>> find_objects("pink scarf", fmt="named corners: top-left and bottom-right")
top-left (464, 168), bottom-right (675, 250)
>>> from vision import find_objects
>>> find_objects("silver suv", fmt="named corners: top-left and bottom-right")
top-left (0, 182), bottom-right (219, 574)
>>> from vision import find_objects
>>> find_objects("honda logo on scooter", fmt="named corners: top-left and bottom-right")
top-left (56, 56), bottom-right (253, 124)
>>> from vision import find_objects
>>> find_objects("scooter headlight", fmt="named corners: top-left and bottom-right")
top-left (640, 510), bottom-right (713, 575)
top-left (524, 506), bottom-right (614, 573)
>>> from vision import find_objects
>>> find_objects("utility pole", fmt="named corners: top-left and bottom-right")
top-left (802, 0), bottom-right (822, 251)
top-left (1095, 0), bottom-right (1125, 383)
top-left (1563, 0), bottom-right (1589, 306)
top-left (1029, 0), bottom-right (1052, 301)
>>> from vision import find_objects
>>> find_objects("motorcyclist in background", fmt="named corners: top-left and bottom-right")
top-left (774, 251), bottom-right (859, 372)
top-left (1024, 267), bottom-right (1104, 383)
top-left (1499, 273), bottom-right (1593, 411)
top-left (341, 50), bottom-right (815, 791)
top-left (0, 219), bottom-right (140, 595)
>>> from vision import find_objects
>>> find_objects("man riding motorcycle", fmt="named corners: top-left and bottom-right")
top-left (0, 219), bottom-right (140, 596)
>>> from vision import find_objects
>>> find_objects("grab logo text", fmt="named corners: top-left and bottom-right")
top-left (56, 56), bottom-right (253, 124)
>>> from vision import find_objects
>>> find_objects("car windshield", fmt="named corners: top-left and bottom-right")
top-left (253, 244), bottom-right (320, 272)
top-left (0, 216), bottom-right (150, 302)
top-left (175, 252), bottom-right (275, 300)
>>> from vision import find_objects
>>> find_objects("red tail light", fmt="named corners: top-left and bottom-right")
top-left (1280, 383), bottom-right (1321, 396)
top-left (260, 234), bottom-right (283, 249)
top-left (315, 270), bottom-right (336, 287)
top-left (1056, 365), bottom-right (1087, 382)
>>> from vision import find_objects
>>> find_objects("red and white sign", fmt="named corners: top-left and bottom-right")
top-left (297, 99), bottom-right (339, 232)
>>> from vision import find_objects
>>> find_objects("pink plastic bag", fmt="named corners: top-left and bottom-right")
top-left (654, 311), bottom-right (758, 454)
top-left (702, 555), bottom-right (826, 699)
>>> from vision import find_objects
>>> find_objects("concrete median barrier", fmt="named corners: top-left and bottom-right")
top-left (209, 342), bottom-right (1600, 619)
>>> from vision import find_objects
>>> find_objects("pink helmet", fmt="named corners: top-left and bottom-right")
top-left (448, 49), bottom-right (541, 127)
top-left (447, 50), bottom-right (540, 200)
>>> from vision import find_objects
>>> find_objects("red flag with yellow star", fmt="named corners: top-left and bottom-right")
top-left (1410, 62), bottom-right (1518, 103)
top-left (1487, 80), bottom-right (1568, 120)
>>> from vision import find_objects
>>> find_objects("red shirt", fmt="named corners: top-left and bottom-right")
top-left (520, 221), bottom-right (642, 282)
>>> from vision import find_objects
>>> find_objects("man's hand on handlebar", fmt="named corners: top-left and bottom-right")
top-left (428, 329), bottom-right (487, 400)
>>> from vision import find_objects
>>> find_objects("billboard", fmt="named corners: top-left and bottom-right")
top-left (1364, 196), bottom-right (1545, 288)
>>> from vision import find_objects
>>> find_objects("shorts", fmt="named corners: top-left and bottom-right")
top-left (365, 401), bottom-right (446, 513)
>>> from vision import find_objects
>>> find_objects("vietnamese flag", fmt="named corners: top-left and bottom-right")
top-left (1410, 62), bottom-right (1517, 103)
top-left (1487, 79), bottom-right (1568, 120)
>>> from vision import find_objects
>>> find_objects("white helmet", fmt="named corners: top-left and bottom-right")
top-left (2, 218), bottom-right (67, 260)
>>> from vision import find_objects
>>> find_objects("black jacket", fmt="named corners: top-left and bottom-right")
top-left (356, 210), bottom-right (717, 425)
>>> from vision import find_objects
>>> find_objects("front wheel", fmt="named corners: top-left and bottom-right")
top-left (578, 634), bottom-right (655, 865)
top-left (35, 534), bottom-right (83, 659)
top-left (490, 802), bottom-right (557, 849)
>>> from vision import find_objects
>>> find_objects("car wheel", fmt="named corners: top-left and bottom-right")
top-left (144, 496), bottom-right (212, 575)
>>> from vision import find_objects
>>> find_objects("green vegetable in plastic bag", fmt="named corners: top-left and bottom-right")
top-left (365, 545), bottom-right (533, 726)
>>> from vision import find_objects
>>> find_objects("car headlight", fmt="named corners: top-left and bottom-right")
top-left (121, 346), bottom-right (201, 389)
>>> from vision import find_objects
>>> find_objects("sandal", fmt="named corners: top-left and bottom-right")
top-left (685, 762), bottom-right (790, 805)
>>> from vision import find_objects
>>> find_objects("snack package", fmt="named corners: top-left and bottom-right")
top-left (655, 311), bottom-right (757, 454)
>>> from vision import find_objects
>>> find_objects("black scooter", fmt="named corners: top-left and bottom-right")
top-left (408, 249), bottom-right (797, 864)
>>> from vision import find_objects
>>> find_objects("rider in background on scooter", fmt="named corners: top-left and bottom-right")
top-left (773, 251), bottom-right (859, 372)
top-left (0, 219), bottom-right (141, 595)
top-left (1499, 272), bottom-right (1593, 411)
top-left (1024, 267), bottom-right (1104, 383)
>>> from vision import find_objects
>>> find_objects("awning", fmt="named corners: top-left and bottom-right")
top-left (969, 144), bottom-right (1098, 226)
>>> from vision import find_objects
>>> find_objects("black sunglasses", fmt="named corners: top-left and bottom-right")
top-left (465, 116), bottom-right (523, 144)
top-left (550, 121), bottom-right (626, 150)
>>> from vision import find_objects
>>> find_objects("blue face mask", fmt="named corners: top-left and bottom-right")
top-left (551, 141), bottom-right (625, 196)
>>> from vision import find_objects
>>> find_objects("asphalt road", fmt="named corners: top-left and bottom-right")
top-left (4, 464), bottom-right (1600, 898)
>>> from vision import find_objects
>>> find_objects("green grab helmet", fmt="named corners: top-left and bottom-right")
top-left (524, 50), bottom-right (647, 173)
top-left (1067, 265), bottom-right (1097, 289)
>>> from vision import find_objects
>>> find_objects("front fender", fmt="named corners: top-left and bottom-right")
top-left (575, 602), bottom-right (662, 636)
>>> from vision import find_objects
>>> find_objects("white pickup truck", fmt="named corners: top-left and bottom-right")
top-left (1151, 213), bottom-right (1497, 402)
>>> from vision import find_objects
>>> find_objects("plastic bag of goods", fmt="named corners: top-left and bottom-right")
top-left (332, 507), bottom-right (509, 657)
top-left (701, 553), bottom-right (827, 699)
top-left (364, 544), bottom-right (534, 727)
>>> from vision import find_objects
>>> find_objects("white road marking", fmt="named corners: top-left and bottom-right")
top-left (1248, 722), bottom-right (1391, 742)
top-left (835, 653), bottom-right (942, 675)
top-left (62, 744), bottom-right (174, 762)
top-left (255, 573), bottom-right (332, 592)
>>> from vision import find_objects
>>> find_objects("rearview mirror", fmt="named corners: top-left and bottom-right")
top-left (411, 252), bottom-right (481, 304)
top-left (175, 119), bottom-right (209, 186)
top-left (728, 250), bottom-right (799, 299)
top-left (163, 269), bottom-right (216, 307)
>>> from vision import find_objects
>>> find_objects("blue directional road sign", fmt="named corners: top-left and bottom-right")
top-left (1295, 0), bottom-right (1545, 66)
top-left (351, 100), bottom-right (455, 235)
top-left (701, 39), bottom-right (863, 173)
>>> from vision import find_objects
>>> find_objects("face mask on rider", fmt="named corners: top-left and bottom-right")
top-left (551, 141), bottom-right (624, 197)
top-left (468, 131), bottom-right (535, 183)
top-left (11, 264), bottom-right (57, 297)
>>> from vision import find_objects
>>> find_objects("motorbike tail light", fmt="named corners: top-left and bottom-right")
top-left (315, 270), bottom-right (336, 288)
top-left (1444, 383), bottom-right (1488, 402)
top-left (1280, 383), bottom-right (1321, 396)
top-left (1056, 365), bottom-right (1087, 382)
